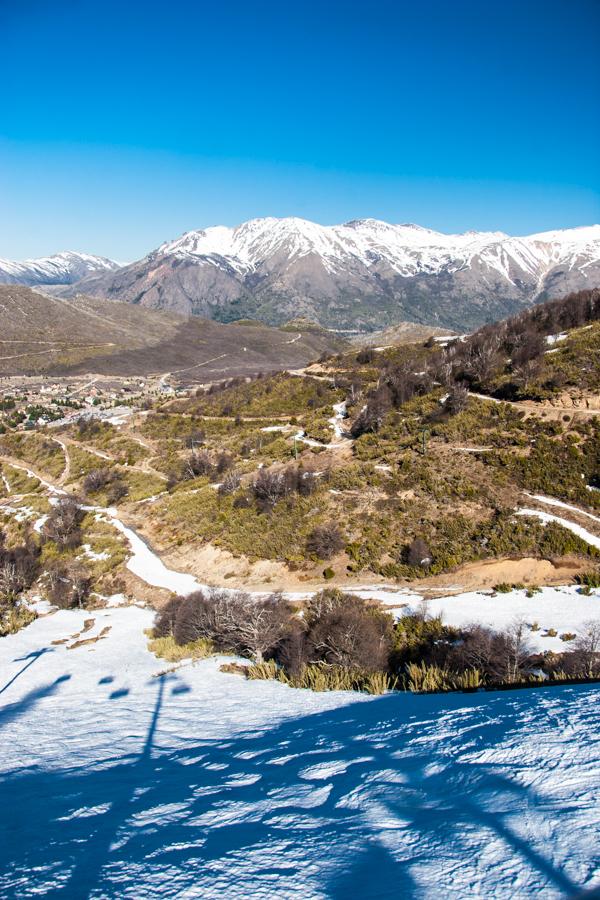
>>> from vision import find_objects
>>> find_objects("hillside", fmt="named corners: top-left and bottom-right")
top-left (1, 289), bottom-right (597, 598)
top-left (1, 289), bottom-right (600, 899)
top-left (55, 217), bottom-right (600, 332)
top-left (0, 285), bottom-right (342, 378)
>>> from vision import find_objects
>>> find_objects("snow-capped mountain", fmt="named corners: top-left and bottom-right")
top-left (56, 219), bottom-right (600, 331)
top-left (0, 250), bottom-right (119, 286)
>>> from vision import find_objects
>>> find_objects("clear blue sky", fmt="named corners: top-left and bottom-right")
top-left (1, 0), bottom-right (598, 260)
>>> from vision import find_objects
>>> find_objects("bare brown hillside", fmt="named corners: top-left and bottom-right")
top-left (0, 285), bottom-right (343, 379)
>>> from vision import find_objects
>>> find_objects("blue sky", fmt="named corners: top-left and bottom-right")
top-left (1, 0), bottom-right (598, 260)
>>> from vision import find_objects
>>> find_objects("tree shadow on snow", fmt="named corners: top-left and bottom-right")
top-left (0, 675), bottom-right (598, 899)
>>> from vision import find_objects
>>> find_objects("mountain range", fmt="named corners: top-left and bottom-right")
top-left (4, 219), bottom-right (600, 332)
top-left (0, 250), bottom-right (118, 286)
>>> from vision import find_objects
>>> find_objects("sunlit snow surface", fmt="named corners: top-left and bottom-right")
top-left (1, 606), bottom-right (600, 898)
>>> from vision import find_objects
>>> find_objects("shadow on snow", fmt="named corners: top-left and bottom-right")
top-left (1, 672), bottom-right (599, 898)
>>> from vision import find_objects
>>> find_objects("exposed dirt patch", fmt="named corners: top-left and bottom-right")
top-left (416, 556), bottom-right (586, 596)
top-left (68, 625), bottom-right (111, 649)
top-left (159, 543), bottom-right (588, 600)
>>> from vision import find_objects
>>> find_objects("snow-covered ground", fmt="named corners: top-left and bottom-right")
top-left (2, 465), bottom-right (600, 897)
top-left (1, 605), bottom-right (599, 898)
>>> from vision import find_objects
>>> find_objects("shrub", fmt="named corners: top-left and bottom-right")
top-left (406, 538), bottom-right (432, 569)
top-left (0, 604), bottom-right (36, 637)
top-left (356, 348), bottom-right (376, 365)
top-left (444, 383), bottom-right (469, 416)
top-left (148, 634), bottom-right (213, 662)
top-left (155, 589), bottom-right (294, 663)
top-left (83, 468), bottom-right (111, 493)
top-left (323, 567), bottom-right (335, 580)
top-left (302, 590), bottom-right (393, 671)
top-left (306, 523), bottom-right (345, 560)
top-left (576, 571), bottom-right (600, 588)
top-left (218, 471), bottom-right (241, 496)
top-left (43, 497), bottom-right (84, 549)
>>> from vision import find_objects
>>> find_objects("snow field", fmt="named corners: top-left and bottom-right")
top-left (1, 605), bottom-right (599, 898)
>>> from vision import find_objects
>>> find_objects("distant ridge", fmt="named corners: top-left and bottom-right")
top-left (0, 250), bottom-right (119, 286)
top-left (52, 218), bottom-right (600, 332)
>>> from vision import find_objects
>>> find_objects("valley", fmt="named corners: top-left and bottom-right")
top-left (1, 283), bottom-right (599, 899)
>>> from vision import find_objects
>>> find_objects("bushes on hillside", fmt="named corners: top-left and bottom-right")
top-left (0, 529), bottom-right (40, 635)
top-left (153, 586), bottom-right (600, 695)
top-left (306, 523), bottom-right (345, 560)
top-left (43, 497), bottom-right (84, 549)
top-left (83, 468), bottom-right (129, 504)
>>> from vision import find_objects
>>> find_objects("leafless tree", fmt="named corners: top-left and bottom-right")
top-left (306, 523), bottom-right (345, 560)
top-left (252, 468), bottom-right (287, 509)
top-left (305, 590), bottom-right (393, 671)
top-left (43, 497), bottom-right (84, 549)
top-left (83, 468), bottom-right (111, 494)
top-left (572, 620), bottom-right (600, 677)
top-left (166, 589), bottom-right (293, 663)
top-left (499, 619), bottom-right (533, 683)
top-left (0, 561), bottom-right (20, 604)
top-left (444, 383), bottom-right (469, 416)
top-left (218, 471), bottom-right (241, 496)
top-left (69, 563), bottom-right (92, 609)
top-left (183, 450), bottom-right (215, 481)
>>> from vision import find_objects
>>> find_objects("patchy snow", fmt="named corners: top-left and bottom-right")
top-left (411, 585), bottom-right (599, 653)
top-left (329, 400), bottom-right (348, 440)
top-left (0, 503), bottom-right (35, 523)
top-left (545, 333), bottom-right (568, 346)
top-left (1, 605), bottom-right (600, 898)
top-left (524, 493), bottom-right (600, 526)
top-left (517, 508), bottom-right (600, 551)
top-left (97, 511), bottom-right (201, 595)
top-left (79, 543), bottom-right (111, 562)
top-left (33, 514), bottom-right (49, 533)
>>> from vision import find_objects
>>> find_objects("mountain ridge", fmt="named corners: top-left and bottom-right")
top-left (19, 218), bottom-right (600, 331)
top-left (0, 250), bottom-right (119, 286)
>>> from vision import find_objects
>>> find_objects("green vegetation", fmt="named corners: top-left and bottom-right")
top-left (0, 433), bottom-right (66, 479)
top-left (147, 633), bottom-right (214, 662)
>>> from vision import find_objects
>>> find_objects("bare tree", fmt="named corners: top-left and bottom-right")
top-left (252, 469), bottom-right (287, 509)
top-left (0, 561), bottom-right (20, 604)
top-left (166, 589), bottom-right (293, 663)
top-left (572, 620), bottom-right (600, 677)
top-left (218, 471), bottom-right (241, 496)
top-left (69, 563), bottom-right (92, 609)
top-left (444, 383), bottom-right (469, 416)
top-left (43, 497), bottom-right (84, 549)
top-left (306, 523), bottom-right (345, 560)
top-left (500, 619), bottom-right (532, 683)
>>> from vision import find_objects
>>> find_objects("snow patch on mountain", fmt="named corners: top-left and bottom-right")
top-left (153, 217), bottom-right (600, 282)
top-left (0, 251), bottom-right (119, 286)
